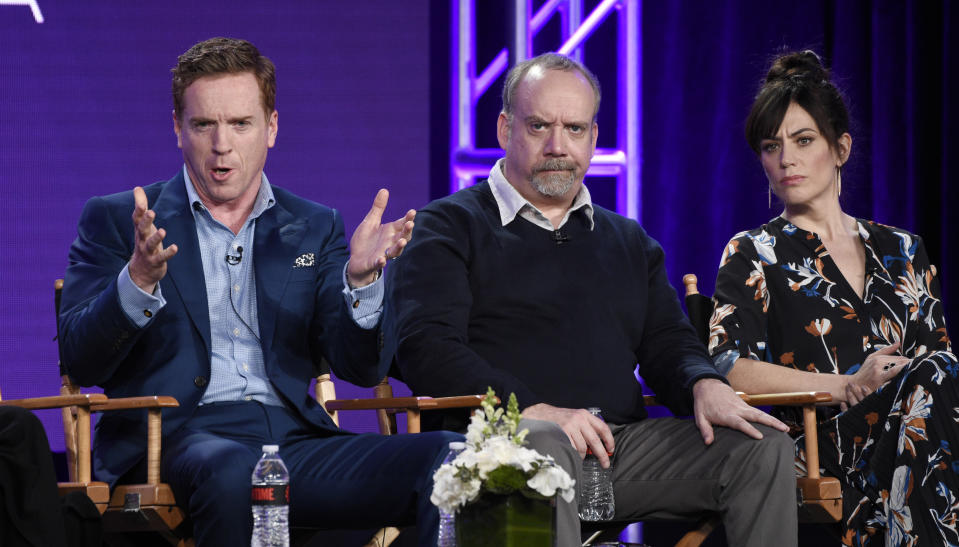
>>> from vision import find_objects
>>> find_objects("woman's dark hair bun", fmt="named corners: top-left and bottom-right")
top-left (744, 49), bottom-right (850, 155)
top-left (765, 50), bottom-right (828, 84)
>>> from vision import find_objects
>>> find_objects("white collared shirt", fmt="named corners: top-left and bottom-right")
top-left (487, 159), bottom-right (595, 231)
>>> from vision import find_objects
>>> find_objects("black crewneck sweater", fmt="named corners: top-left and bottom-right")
top-left (386, 182), bottom-right (723, 432)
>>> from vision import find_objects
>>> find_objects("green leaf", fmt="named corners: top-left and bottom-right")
top-left (484, 465), bottom-right (528, 495)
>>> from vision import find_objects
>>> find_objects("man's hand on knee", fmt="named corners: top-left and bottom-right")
top-left (692, 379), bottom-right (788, 445)
top-left (522, 403), bottom-right (615, 467)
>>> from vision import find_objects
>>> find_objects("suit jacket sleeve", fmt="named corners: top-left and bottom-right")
top-left (306, 208), bottom-right (384, 387)
top-left (59, 193), bottom-right (147, 387)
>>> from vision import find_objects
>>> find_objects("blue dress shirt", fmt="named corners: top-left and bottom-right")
top-left (116, 167), bottom-right (383, 406)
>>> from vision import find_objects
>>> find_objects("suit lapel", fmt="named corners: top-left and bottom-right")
top-left (152, 173), bottom-right (212, 356)
top-left (253, 199), bottom-right (307, 356)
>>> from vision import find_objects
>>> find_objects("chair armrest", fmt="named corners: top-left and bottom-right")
top-left (325, 394), bottom-right (491, 412)
top-left (644, 391), bottom-right (832, 408)
top-left (325, 396), bottom-right (439, 412)
top-left (737, 391), bottom-right (832, 406)
top-left (734, 391), bottom-right (832, 482)
top-left (326, 396), bottom-right (441, 434)
top-left (0, 393), bottom-right (107, 409)
top-left (1, 393), bottom-right (108, 484)
top-left (429, 395), bottom-right (490, 409)
top-left (89, 395), bottom-right (180, 485)
top-left (325, 394), bottom-right (491, 435)
top-left (90, 396), bottom-right (179, 411)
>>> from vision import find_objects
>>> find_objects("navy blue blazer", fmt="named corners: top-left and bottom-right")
top-left (58, 172), bottom-right (385, 485)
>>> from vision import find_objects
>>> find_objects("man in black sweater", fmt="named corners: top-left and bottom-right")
top-left (386, 53), bottom-right (797, 546)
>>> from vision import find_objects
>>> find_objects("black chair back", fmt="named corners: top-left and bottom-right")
top-left (682, 274), bottom-right (713, 346)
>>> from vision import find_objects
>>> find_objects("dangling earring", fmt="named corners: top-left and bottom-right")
top-left (768, 185), bottom-right (772, 208)
top-left (836, 166), bottom-right (842, 197)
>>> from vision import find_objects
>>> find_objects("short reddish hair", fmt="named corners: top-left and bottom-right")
top-left (171, 37), bottom-right (276, 119)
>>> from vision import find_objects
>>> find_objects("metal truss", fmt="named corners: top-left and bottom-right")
top-left (451, 0), bottom-right (641, 220)
top-left (0, 0), bottom-right (44, 23)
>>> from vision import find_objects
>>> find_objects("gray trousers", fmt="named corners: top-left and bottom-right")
top-left (520, 417), bottom-right (798, 547)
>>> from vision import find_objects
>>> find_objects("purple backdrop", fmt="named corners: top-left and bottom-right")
top-left (0, 0), bottom-right (430, 446)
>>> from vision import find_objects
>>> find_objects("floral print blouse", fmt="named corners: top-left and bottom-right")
top-left (708, 216), bottom-right (951, 425)
top-left (707, 216), bottom-right (959, 545)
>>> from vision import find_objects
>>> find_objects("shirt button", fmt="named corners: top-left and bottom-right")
top-left (233, 328), bottom-right (240, 336)
top-left (143, 310), bottom-right (153, 318)
top-left (352, 300), bottom-right (360, 309)
top-left (234, 285), bottom-right (240, 292)
top-left (245, 396), bottom-right (252, 401)
top-left (243, 364), bottom-right (250, 372)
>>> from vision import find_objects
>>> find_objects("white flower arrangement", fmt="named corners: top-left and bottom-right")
top-left (430, 388), bottom-right (576, 514)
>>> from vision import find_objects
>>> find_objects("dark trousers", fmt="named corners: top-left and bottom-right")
top-left (0, 406), bottom-right (67, 547)
top-left (161, 401), bottom-right (461, 547)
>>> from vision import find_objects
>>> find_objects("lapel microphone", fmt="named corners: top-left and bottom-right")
top-left (552, 230), bottom-right (570, 245)
top-left (226, 246), bottom-right (244, 265)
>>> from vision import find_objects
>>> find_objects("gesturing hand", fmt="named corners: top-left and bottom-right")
top-left (841, 342), bottom-right (909, 411)
top-left (522, 403), bottom-right (615, 468)
top-left (692, 378), bottom-right (788, 445)
top-left (129, 186), bottom-right (178, 294)
top-left (347, 189), bottom-right (416, 288)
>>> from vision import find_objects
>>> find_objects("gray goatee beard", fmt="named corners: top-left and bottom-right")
top-left (530, 160), bottom-right (577, 197)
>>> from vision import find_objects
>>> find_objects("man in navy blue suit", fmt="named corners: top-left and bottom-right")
top-left (58, 37), bottom-right (457, 546)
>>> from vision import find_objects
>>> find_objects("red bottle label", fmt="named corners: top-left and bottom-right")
top-left (251, 485), bottom-right (289, 506)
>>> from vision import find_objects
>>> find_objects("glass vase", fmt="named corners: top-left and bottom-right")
top-left (455, 492), bottom-right (555, 547)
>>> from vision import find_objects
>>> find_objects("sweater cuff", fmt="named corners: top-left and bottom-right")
top-left (684, 371), bottom-right (730, 392)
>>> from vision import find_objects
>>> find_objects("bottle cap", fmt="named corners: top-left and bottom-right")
top-left (262, 444), bottom-right (279, 454)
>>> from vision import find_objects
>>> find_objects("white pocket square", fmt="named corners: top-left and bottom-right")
top-left (294, 253), bottom-right (315, 268)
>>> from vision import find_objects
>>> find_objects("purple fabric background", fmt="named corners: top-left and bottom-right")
top-left (2, 1), bottom-right (955, 453)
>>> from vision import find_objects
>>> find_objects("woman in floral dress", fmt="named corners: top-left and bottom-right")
top-left (709, 50), bottom-right (957, 546)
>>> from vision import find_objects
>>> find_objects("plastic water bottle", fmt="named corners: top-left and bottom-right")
top-left (578, 407), bottom-right (615, 521)
top-left (251, 444), bottom-right (289, 547)
top-left (437, 441), bottom-right (467, 547)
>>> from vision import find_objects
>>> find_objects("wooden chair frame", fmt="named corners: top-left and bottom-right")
top-left (54, 277), bottom-right (189, 545)
top-left (683, 274), bottom-right (842, 524)
top-left (0, 388), bottom-right (186, 545)
top-left (57, 376), bottom-right (187, 545)
top-left (318, 373), bottom-right (488, 434)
